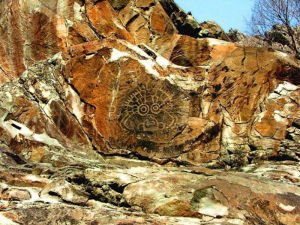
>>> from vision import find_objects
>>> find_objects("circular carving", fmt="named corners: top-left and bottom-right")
top-left (138, 104), bottom-right (149, 115)
top-left (150, 103), bottom-right (161, 114)
top-left (119, 82), bottom-right (189, 144)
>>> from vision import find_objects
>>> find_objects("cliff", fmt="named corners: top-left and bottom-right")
top-left (0, 0), bottom-right (299, 224)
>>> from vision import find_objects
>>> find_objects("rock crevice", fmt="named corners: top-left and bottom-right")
top-left (0, 0), bottom-right (299, 224)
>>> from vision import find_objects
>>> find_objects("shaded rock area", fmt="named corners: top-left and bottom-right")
top-left (158, 0), bottom-right (229, 41)
top-left (198, 21), bottom-right (230, 41)
top-left (0, 0), bottom-right (299, 224)
top-left (227, 29), bottom-right (249, 42)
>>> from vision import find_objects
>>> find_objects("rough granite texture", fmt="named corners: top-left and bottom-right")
top-left (0, 0), bottom-right (299, 224)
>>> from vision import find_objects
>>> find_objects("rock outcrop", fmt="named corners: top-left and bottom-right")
top-left (227, 29), bottom-right (249, 42)
top-left (231, 25), bottom-right (300, 58)
top-left (0, 0), bottom-right (299, 224)
top-left (198, 21), bottom-right (230, 41)
top-left (1, 154), bottom-right (300, 224)
top-left (1, 0), bottom-right (299, 166)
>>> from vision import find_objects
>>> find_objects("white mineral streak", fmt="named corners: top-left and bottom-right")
top-left (85, 54), bottom-right (96, 60)
top-left (109, 68), bottom-right (121, 119)
top-left (57, 0), bottom-right (69, 16)
top-left (4, 92), bottom-right (13, 103)
top-left (253, 164), bottom-right (300, 181)
top-left (207, 38), bottom-right (230, 47)
top-left (227, 219), bottom-right (244, 225)
top-left (201, 101), bottom-right (211, 117)
top-left (49, 52), bottom-right (63, 64)
top-left (156, 55), bottom-right (171, 68)
top-left (65, 19), bottom-right (74, 27)
top-left (73, 2), bottom-right (84, 21)
top-left (122, 41), bottom-right (151, 59)
top-left (267, 93), bottom-right (280, 100)
top-left (139, 59), bottom-right (160, 77)
top-left (66, 86), bottom-right (83, 123)
top-left (56, 17), bottom-right (68, 40)
top-left (43, 100), bottom-right (53, 118)
top-left (109, 45), bottom-right (204, 91)
top-left (27, 187), bottom-right (60, 204)
top-left (20, 0), bottom-right (42, 12)
top-left (282, 81), bottom-right (298, 91)
top-left (0, 115), bottom-right (62, 147)
top-left (256, 111), bottom-right (266, 123)
top-left (114, 18), bottom-right (126, 30)
top-left (109, 48), bottom-right (130, 62)
top-left (166, 74), bottom-right (202, 91)
top-left (279, 203), bottom-right (295, 212)
top-left (222, 125), bottom-right (233, 142)
top-left (275, 81), bottom-right (298, 95)
top-left (276, 51), bottom-right (289, 58)
top-left (33, 132), bottom-right (62, 147)
top-left (128, 167), bottom-right (148, 174)
top-left (28, 86), bottom-right (35, 93)
top-left (273, 111), bottom-right (288, 124)
top-left (25, 174), bottom-right (47, 183)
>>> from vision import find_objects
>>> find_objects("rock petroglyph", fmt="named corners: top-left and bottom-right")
top-left (119, 81), bottom-right (189, 144)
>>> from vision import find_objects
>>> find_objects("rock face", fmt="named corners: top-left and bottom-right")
top-left (0, 0), bottom-right (300, 224)
top-left (0, 0), bottom-right (299, 166)
top-left (198, 21), bottom-right (230, 41)
top-left (228, 29), bottom-right (248, 42)
top-left (1, 152), bottom-right (300, 224)
top-left (231, 25), bottom-right (300, 57)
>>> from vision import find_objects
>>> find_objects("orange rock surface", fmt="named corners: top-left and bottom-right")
top-left (0, 1), bottom-right (300, 224)
top-left (0, 0), bottom-right (299, 166)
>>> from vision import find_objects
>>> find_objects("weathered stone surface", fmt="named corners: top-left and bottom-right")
top-left (108, 0), bottom-right (130, 10)
top-left (1, 188), bottom-right (31, 201)
top-left (40, 179), bottom-right (88, 204)
top-left (150, 3), bottom-right (176, 35)
top-left (0, 152), bottom-right (299, 224)
top-left (158, 0), bottom-right (201, 38)
top-left (152, 35), bottom-right (237, 66)
top-left (0, 0), bottom-right (299, 166)
top-left (228, 29), bottom-right (249, 42)
top-left (0, 0), bottom-right (299, 223)
top-left (86, 0), bottom-right (134, 43)
top-left (199, 21), bottom-right (230, 41)
top-left (231, 25), bottom-right (300, 57)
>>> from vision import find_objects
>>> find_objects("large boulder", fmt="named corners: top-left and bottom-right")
top-left (227, 28), bottom-right (248, 42)
top-left (0, 0), bottom-right (300, 224)
top-left (199, 21), bottom-right (230, 41)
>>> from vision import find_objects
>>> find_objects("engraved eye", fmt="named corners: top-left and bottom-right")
top-left (151, 103), bottom-right (161, 114)
top-left (138, 104), bottom-right (149, 116)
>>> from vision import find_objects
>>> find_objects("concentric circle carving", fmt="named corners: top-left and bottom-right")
top-left (150, 103), bottom-right (161, 114)
top-left (119, 82), bottom-right (189, 143)
top-left (138, 104), bottom-right (149, 115)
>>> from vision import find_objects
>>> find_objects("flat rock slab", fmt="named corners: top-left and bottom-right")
top-left (0, 158), bottom-right (299, 225)
top-left (0, 0), bottom-right (299, 224)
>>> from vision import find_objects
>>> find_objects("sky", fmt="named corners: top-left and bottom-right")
top-left (174, 0), bottom-right (254, 33)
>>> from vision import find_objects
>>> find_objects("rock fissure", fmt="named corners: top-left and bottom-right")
top-left (84, 5), bottom-right (105, 40)
top-left (0, 0), bottom-right (299, 224)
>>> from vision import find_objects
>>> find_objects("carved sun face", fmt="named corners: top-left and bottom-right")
top-left (119, 83), bottom-right (188, 143)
